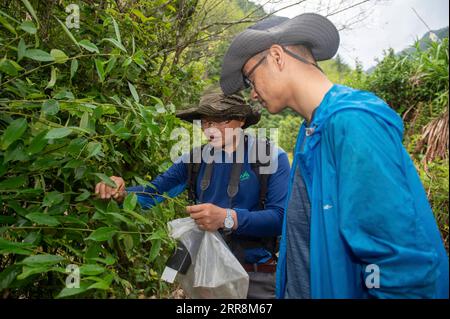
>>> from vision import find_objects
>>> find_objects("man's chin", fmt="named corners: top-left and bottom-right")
top-left (265, 102), bottom-right (284, 114)
top-left (209, 139), bottom-right (224, 148)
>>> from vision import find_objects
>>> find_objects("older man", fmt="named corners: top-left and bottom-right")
top-left (95, 91), bottom-right (290, 298)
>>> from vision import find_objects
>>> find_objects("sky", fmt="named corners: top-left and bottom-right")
top-left (251, 0), bottom-right (449, 70)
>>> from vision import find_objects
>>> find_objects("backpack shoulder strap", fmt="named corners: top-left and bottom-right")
top-left (249, 136), bottom-right (272, 210)
top-left (186, 144), bottom-right (207, 204)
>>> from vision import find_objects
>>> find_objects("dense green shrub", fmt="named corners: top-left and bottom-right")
top-left (0, 0), bottom-right (196, 298)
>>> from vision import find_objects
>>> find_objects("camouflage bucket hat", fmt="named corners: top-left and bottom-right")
top-left (176, 91), bottom-right (261, 129)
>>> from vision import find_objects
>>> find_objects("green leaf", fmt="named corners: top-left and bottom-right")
top-left (101, 38), bottom-right (127, 53)
top-left (91, 255), bottom-right (116, 266)
top-left (86, 227), bottom-right (117, 242)
top-left (42, 99), bottom-right (59, 116)
top-left (42, 191), bottom-right (64, 207)
top-left (24, 49), bottom-right (54, 62)
top-left (57, 215), bottom-right (88, 227)
top-left (78, 39), bottom-right (99, 53)
top-left (0, 58), bottom-right (20, 76)
top-left (55, 17), bottom-right (80, 51)
top-left (106, 213), bottom-right (134, 226)
top-left (93, 173), bottom-right (117, 188)
top-left (20, 0), bottom-right (40, 26)
top-left (70, 59), bottom-right (78, 79)
top-left (0, 265), bottom-right (22, 290)
top-left (122, 234), bottom-right (134, 250)
top-left (18, 38), bottom-right (26, 62)
top-left (26, 212), bottom-right (60, 226)
top-left (128, 82), bottom-right (139, 103)
top-left (123, 193), bottom-right (137, 211)
top-left (0, 9), bottom-right (20, 24)
top-left (7, 200), bottom-right (30, 217)
top-left (104, 56), bottom-right (117, 75)
top-left (21, 254), bottom-right (64, 267)
top-left (124, 210), bottom-right (151, 226)
top-left (167, 4), bottom-right (177, 12)
top-left (86, 141), bottom-right (102, 158)
top-left (94, 59), bottom-right (105, 82)
top-left (45, 66), bottom-right (57, 89)
top-left (26, 130), bottom-right (48, 155)
top-left (87, 279), bottom-right (111, 290)
top-left (56, 286), bottom-right (88, 298)
top-left (1, 118), bottom-right (27, 150)
top-left (45, 127), bottom-right (73, 139)
top-left (0, 176), bottom-right (27, 190)
top-left (53, 89), bottom-right (74, 100)
top-left (75, 189), bottom-right (90, 202)
top-left (0, 238), bottom-right (34, 255)
top-left (79, 112), bottom-right (90, 131)
top-left (17, 266), bottom-right (50, 280)
top-left (19, 20), bottom-right (36, 34)
top-left (0, 15), bottom-right (17, 35)
top-left (149, 239), bottom-right (161, 262)
top-left (111, 16), bottom-right (122, 45)
top-left (64, 159), bottom-right (83, 169)
top-left (122, 56), bottom-right (132, 67)
top-left (79, 264), bottom-right (105, 276)
top-left (50, 49), bottom-right (68, 64)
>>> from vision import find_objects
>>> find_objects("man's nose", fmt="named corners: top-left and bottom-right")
top-left (250, 88), bottom-right (259, 101)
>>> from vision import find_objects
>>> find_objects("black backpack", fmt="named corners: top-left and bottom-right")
top-left (185, 134), bottom-right (278, 263)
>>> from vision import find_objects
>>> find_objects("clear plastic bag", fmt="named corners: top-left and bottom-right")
top-left (168, 217), bottom-right (249, 299)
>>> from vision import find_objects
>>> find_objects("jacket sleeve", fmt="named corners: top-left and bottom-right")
top-left (126, 156), bottom-right (188, 210)
top-left (327, 109), bottom-right (441, 298)
top-left (233, 151), bottom-right (291, 238)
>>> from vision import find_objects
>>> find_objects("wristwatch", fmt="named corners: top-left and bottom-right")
top-left (223, 208), bottom-right (234, 232)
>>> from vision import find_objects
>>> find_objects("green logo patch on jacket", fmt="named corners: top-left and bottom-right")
top-left (240, 170), bottom-right (250, 181)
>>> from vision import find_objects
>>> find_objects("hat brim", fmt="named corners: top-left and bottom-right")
top-left (220, 13), bottom-right (340, 95)
top-left (176, 106), bottom-right (260, 129)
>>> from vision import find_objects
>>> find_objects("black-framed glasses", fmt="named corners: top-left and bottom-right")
top-left (200, 119), bottom-right (232, 129)
top-left (242, 45), bottom-right (324, 89)
top-left (243, 55), bottom-right (266, 89)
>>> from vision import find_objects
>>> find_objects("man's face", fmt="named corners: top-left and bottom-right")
top-left (201, 118), bottom-right (244, 148)
top-left (242, 51), bottom-right (286, 114)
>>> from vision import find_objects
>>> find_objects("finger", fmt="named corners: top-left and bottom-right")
top-left (105, 185), bottom-right (114, 199)
top-left (95, 183), bottom-right (101, 195)
top-left (186, 204), bottom-right (207, 214)
top-left (189, 212), bottom-right (206, 220)
top-left (100, 183), bottom-right (107, 199)
top-left (110, 177), bottom-right (123, 195)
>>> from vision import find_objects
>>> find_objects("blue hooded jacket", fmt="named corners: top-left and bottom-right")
top-left (276, 84), bottom-right (449, 299)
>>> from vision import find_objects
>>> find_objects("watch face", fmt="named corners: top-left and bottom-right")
top-left (224, 217), bottom-right (234, 229)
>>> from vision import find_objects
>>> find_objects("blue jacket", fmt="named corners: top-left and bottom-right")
top-left (127, 135), bottom-right (291, 264)
top-left (276, 85), bottom-right (449, 299)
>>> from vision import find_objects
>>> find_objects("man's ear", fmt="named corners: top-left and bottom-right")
top-left (268, 44), bottom-right (285, 70)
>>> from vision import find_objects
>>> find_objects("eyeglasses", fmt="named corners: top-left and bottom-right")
top-left (200, 119), bottom-right (232, 129)
top-left (242, 46), bottom-right (324, 89)
top-left (243, 55), bottom-right (266, 89)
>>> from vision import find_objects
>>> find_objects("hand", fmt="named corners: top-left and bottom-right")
top-left (95, 176), bottom-right (127, 203)
top-left (186, 203), bottom-right (237, 232)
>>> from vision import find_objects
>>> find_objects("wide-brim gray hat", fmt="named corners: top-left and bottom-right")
top-left (176, 91), bottom-right (261, 129)
top-left (220, 13), bottom-right (340, 95)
